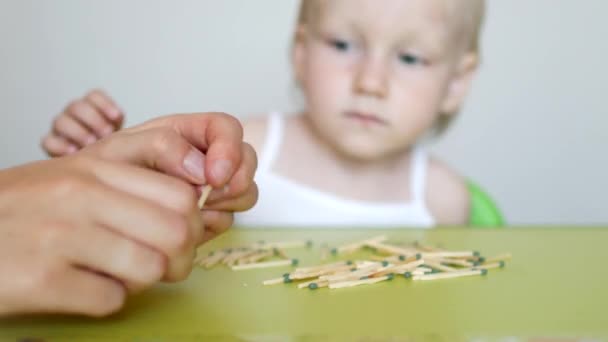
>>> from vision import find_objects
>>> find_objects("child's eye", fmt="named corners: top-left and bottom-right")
top-left (329, 39), bottom-right (351, 52)
top-left (399, 53), bottom-right (422, 65)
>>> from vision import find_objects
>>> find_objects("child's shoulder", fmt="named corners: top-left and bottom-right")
top-left (425, 157), bottom-right (470, 225)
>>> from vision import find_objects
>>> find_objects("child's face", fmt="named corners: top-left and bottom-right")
top-left (294, 0), bottom-right (478, 161)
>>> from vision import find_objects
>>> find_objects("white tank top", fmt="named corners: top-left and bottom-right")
top-left (235, 113), bottom-right (435, 228)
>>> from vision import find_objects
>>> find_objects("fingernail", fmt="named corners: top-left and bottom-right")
top-left (183, 149), bottom-right (206, 183)
top-left (211, 159), bottom-right (233, 185)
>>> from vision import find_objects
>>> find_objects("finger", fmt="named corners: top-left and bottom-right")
top-left (66, 99), bottom-right (116, 138)
top-left (92, 127), bottom-right (209, 185)
top-left (53, 113), bottom-right (97, 147)
top-left (41, 134), bottom-right (78, 157)
top-left (126, 113), bottom-right (245, 187)
top-left (88, 160), bottom-right (203, 281)
top-left (61, 223), bottom-right (165, 293)
top-left (201, 113), bottom-right (244, 187)
top-left (35, 266), bottom-right (126, 317)
top-left (199, 210), bottom-right (234, 244)
top-left (85, 89), bottom-right (124, 125)
top-left (206, 142), bottom-right (257, 203)
top-left (203, 183), bottom-right (258, 212)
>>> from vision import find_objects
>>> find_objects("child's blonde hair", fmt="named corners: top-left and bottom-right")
top-left (296, 0), bottom-right (485, 54)
top-left (294, 0), bottom-right (486, 134)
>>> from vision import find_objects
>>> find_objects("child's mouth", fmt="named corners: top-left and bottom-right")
top-left (344, 111), bottom-right (388, 126)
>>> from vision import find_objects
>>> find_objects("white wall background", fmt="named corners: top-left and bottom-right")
top-left (0, 0), bottom-right (606, 225)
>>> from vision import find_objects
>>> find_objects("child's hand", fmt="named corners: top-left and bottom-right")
top-left (41, 89), bottom-right (124, 157)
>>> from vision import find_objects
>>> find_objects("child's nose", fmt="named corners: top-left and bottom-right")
top-left (353, 56), bottom-right (389, 98)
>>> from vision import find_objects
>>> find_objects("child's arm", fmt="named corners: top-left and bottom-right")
top-left (41, 89), bottom-right (124, 157)
top-left (426, 159), bottom-right (471, 226)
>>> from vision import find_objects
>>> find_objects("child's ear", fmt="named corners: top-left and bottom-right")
top-left (440, 52), bottom-right (479, 115)
top-left (292, 25), bottom-right (308, 86)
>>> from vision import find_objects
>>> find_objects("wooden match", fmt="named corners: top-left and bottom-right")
top-left (197, 185), bottom-right (213, 210)
top-left (231, 259), bottom-right (299, 271)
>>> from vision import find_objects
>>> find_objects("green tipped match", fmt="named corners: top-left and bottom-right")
top-left (308, 283), bottom-right (319, 290)
top-left (382, 261), bottom-right (389, 267)
top-left (387, 273), bottom-right (395, 281)
top-left (478, 257), bottom-right (486, 263)
top-left (330, 248), bottom-right (338, 255)
top-left (481, 269), bottom-right (488, 276)
top-left (473, 251), bottom-right (481, 257)
top-left (499, 261), bottom-right (506, 268)
top-left (346, 260), bottom-right (353, 265)
top-left (291, 259), bottom-right (299, 266)
top-left (415, 253), bottom-right (422, 260)
top-left (403, 272), bottom-right (412, 279)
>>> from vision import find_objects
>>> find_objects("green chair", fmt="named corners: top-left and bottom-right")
top-left (467, 181), bottom-right (504, 228)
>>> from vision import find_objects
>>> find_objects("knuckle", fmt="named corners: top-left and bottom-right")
top-left (151, 128), bottom-right (179, 156)
top-left (126, 245), bottom-right (165, 285)
top-left (174, 184), bottom-right (197, 214)
top-left (166, 213), bottom-right (193, 254)
top-left (66, 100), bottom-right (85, 114)
top-left (38, 221), bottom-right (72, 251)
top-left (88, 282), bottom-right (126, 317)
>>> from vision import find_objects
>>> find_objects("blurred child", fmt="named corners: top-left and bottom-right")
top-left (42, 0), bottom-right (487, 228)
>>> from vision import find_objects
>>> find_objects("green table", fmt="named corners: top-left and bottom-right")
top-left (1, 227), bottom-right (607, 341)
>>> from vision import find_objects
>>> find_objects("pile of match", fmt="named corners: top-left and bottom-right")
top-left (264, 236), bottom-right (511, 290)
top-left (194, 240), bottom-right (312, 271)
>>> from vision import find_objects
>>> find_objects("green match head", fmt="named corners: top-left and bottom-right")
top-left (403, 272), bottom-right (412, 279)
top-left (481, 269), bottom-right (488, 276)
top-left (398, 255), bottom-right (406, 261)
top-left (415, 253), bottom-right (422, 260)
top-left (499, 261), bottom-right (506, 268)
top-left (473, 251), bottom-right (481, 257)
top-left (478, 257), bottom-right (486, 263)
top-left (330, 248), bottom-right (338, 255)
top-left (291, 259), bottom-right (299, 266)
top-left (387, 273), bottom-right (395, 281)
top-left (382, 261), bottom-right (389, 267)
top-left (308, 283), bottom-right (319, 290)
